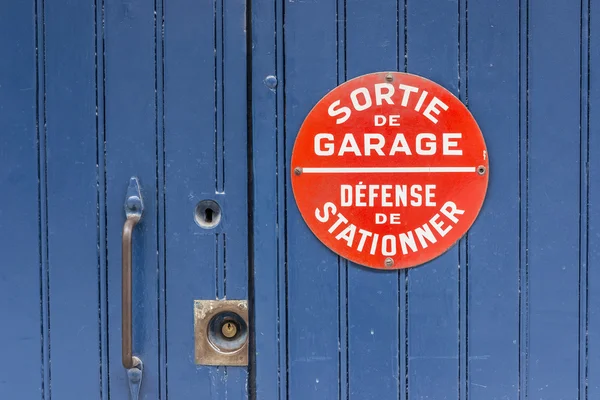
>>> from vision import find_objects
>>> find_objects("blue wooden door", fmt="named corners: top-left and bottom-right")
top-left (1, 0), bottom-right (599, 399)
top-left (250, 0), bottom-right (600, 399)
top-left (1, 1), bottom-right (248, 399)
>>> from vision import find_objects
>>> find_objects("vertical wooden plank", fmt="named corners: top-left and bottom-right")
top-left (162, 0), bottom-right (217, 397)
top-left (466, 0), bottom-right (520, 398)
top-left (162, 1), bottom-right (212, 395)
top-left (586, 0), bottom-right (599, 397)
top-left (155, 0), bottom-right (167, 398)
top-left (526, 0), bottom-right (581, 398)
top-left (518, 0), bottom-right (530, 396)
top-left (251, 0), bottom-right (289, 397)
top-left (163, 0), bottom-right (248, 397)
top-left (336, 4), bottom-right (350, 400)
top-left (579, 0), bottom-right (590, 397)
top-left (104, 0), bottom-right (160, 398)
top-left (406, 0), bottom-right (459, 397)
top-left (250, 0), bottom-right (279, 397)
top-left (220, 0), bottom-right (249, 314)
top-left (0, 2), bottom-right (42, 398)
top-left (285, 1), bottom-right (340, 399)
top-left (344, 1), bottom-right (401, 399)
top-left (457, 1), bottom-right (468, 395)
top-left (43, 1), bottom-right (101, 396)
top-left (221, 2), bottom-right (249, 395)
top-left (38, 0), bottom-right (52, 397)
top-left (96, 0), bottom-right (110, 398)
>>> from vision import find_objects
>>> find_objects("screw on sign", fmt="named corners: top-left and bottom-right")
top-left (291, 72), bottom-right (489, 270)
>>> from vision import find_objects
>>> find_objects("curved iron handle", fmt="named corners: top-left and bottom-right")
top-left (122, 177), bottom-right (144, 370)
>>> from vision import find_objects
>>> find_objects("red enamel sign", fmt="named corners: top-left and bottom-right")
top-left (291, 72), bottom-right (489, 269)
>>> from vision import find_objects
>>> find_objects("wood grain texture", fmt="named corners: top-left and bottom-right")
top-left (0, 1), bottom-right (42, 398)
top-left (104, 0), bottom-right (161, 398)
top-left (1, 0), bottom-right (599, 398)
top-left (251, 0), bottom-right (596, 399)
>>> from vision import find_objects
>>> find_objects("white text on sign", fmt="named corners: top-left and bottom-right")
top-left (340, 183), bottom-right (436, 207)
top-left (327, 83), bottom-right (449, 124)
top-left (315, 201), bottom-right (465, 257)
top-left (314, 133), bottom-right (463, 156)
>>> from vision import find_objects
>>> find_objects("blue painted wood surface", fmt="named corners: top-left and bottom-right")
top-left (0, 2), bottom-right (42, 399)
top-left (251, 1), bottom-right (597, 400)
top-left (163, 0), bottom-right (248, 398)
top-left (344, 1), bottom-right (402, 399)
top-left (104, 0), bottom-right (162, 398)
top-left (0, 0), bottom-right (597, 399)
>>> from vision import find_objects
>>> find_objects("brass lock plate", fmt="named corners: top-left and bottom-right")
top-left (194, 300), bottom-right (249, 366)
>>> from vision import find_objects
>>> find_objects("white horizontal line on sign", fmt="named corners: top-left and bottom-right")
top-left (301, 167), bottom-right (477, 173)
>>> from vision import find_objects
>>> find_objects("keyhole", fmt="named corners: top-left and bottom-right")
top-left (194, 200), bottom-right (221, 229)
top-left (221, 321), bottom-right (238, 339)
top-left (205, 208), bottom-right (213, 223)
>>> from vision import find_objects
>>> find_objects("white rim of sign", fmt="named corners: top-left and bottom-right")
top-left (291, 71), bottom-right (489, 269)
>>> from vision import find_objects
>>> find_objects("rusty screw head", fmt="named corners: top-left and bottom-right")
top-left (221, 321), bottom-right (238, 339)
top-left (384, 257), bottom-right (394, 267)
top-left (385, 73), bottom-right (393, 82)
top-left (477, 165), bottom-right (486, 175)
top-left (294, 167), bottom-right (303, 176)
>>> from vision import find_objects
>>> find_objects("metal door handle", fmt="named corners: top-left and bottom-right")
top-left (122, 177), bottom-right (143, 400)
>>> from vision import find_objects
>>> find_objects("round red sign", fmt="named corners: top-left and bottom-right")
top-left (291, 72), bottom-right (489, 269)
